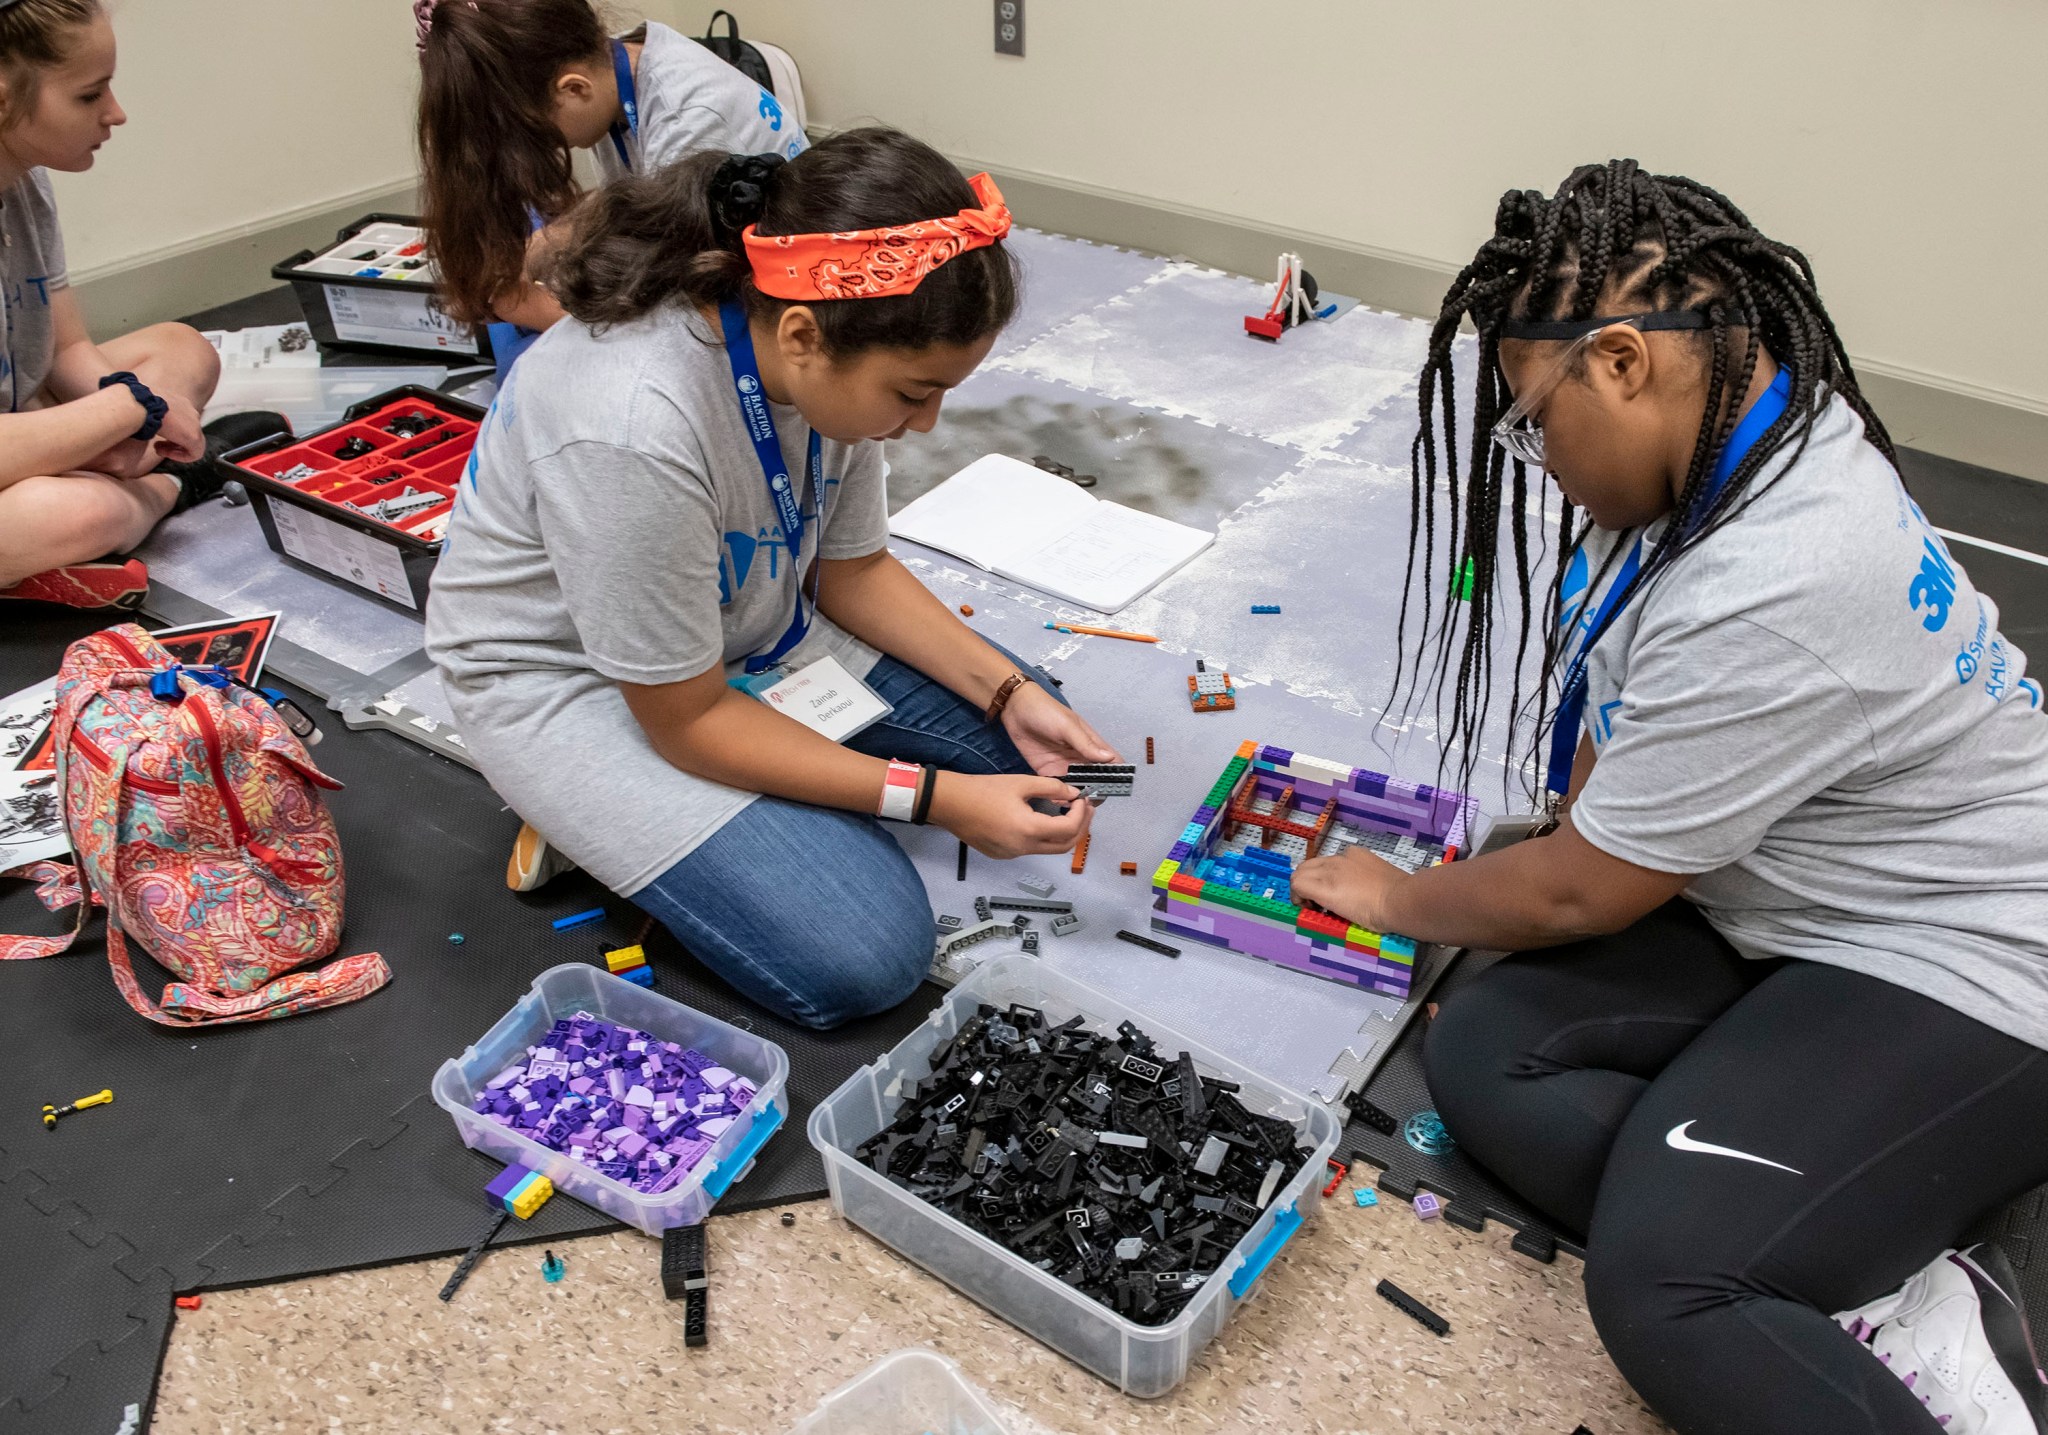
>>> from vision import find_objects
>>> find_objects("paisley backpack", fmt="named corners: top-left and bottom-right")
top-left (0, 624), bottom-right (390, 1025)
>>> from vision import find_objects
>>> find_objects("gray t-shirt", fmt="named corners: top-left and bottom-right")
top-left (1, 169), bottom-right (68, 413)
top-left (1567, 391), bottom-right (2048, 1049)
top-left (424, 304), bottom-right (886, 895)
top-left (592, 21), bottom-right (806, 185)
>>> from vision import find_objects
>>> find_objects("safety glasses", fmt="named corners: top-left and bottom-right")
top-left (1490, 310), bottom-right (1712, 469)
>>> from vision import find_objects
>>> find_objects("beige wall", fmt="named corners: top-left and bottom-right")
top-left (702, 0), bottom-right (2048, 420)
top-left (50, 0), bottom-right (422, 279)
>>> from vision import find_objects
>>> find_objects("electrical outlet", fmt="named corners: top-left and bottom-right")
top-left (994, 0), bottom-right (1024, 56)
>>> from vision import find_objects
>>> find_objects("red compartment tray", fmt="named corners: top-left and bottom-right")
top-left (227, 389), bottom-right (480, 540)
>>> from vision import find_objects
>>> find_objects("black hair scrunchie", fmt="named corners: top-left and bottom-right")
top-left (709, 152), bottom-right (786, 239)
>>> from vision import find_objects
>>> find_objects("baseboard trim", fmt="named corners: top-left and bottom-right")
top-left (70, 150), bottom-right (2048, 482)
top-left (947, 146), bottom-right (2048, 483)
top-left (71, 177), bottom-right (419, 338)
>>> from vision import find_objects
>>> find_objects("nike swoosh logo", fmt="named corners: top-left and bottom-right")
top-left (1664, 1121), bottom-right (1804, 1175)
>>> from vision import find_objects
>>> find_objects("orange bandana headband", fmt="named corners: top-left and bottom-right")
top-left (742, 173), bottom-right (1012, 302)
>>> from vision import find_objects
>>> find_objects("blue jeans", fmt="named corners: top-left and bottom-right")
top-left (631, 646), bottom-right (1062, 1030)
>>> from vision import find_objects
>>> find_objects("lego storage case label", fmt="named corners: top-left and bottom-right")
top-left (269, 502), bottom-right (418, 609)
top-left (321, 283), bottom-right (480, 355)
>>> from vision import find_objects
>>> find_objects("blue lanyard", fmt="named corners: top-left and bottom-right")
top-left (1545, 366), bottom-right (1792, 800)
top-left (606, 39), bottom-right (638, 171)
top-left (719, 296), bottom-right (825, 675)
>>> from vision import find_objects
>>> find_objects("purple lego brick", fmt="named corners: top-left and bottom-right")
top-left (483, 1165), bottom-right (534, 1204)
top-left (1257, 745), bottom-right (1295, 766)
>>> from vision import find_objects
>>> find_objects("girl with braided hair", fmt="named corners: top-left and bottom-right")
top-left (1292, 162), bottom-right (2048, 1434)
top-left (426, 128), bottom-right (1117, 1030)
top-left (415, 0), bottom-right (804, 370)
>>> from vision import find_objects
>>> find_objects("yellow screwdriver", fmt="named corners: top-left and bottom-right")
top-left (43, 1088), bottom-right (113, 1129)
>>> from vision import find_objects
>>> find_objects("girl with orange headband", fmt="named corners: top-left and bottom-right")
top-left (426, 128), bottom-right (1117, 1030)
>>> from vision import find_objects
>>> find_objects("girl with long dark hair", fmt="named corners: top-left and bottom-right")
top-left (426, 128), bottom-right (1116, 1030)
top-left (414, 0), bottom-right (803, 361)
top-left (1292, 161), bottom-right (2048, 1435)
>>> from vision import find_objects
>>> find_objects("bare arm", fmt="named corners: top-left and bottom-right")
top-left (816, 549), bottom-right (1017, 713)
top-left (816, 549), bottom-right (1119, 773)
top-left (622, 661), bottom-right (905, 814)
top-left (1291, 736), bottom-right (1693, 949)
top-left (0, 290), bottom-right (204, 487)
top-left (619, 644), bottom-right (1091, 859)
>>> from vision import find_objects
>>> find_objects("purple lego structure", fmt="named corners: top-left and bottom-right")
top-left (1149, 740), bottom-right (1477, 1001)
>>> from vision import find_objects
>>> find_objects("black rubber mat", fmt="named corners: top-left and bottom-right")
top-left (1348, 951), bottom-right (2048, 1333)
top-left (0, 605), bottom-right (944, 1433)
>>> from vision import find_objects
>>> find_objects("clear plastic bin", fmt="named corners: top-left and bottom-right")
top-left (432, 962), bottom-right (789, 1236)
top-left (785, 1349), bottom-right (1019, 1435)
top-left (808, 957), bottom-right (1341, 1398)
top-left (205, 364), bottom-right (451, 437)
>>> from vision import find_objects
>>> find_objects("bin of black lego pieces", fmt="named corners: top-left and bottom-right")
top-left (850, 1002), bottom-right (1315, 1328)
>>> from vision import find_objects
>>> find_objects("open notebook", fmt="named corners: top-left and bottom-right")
top-left (888, 454), bottom-right (1214, 612)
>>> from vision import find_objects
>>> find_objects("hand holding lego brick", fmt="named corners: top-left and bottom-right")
top-left (1290, 843), bottom-right (1408, 931)
top-left (930, 770), bottom-right (1095, 860)
top-left (996, 682), bottom-right (1120, 776)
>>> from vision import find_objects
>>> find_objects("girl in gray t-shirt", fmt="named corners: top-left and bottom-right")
top-left (0, 0), bottom-right (225, 598)
top-left (427, 129), bottom-right (1117, 1034)
top-left (1293, 162), bottom-right (2048, 1435)
top-left (415, 0), bottom-right (805, 362)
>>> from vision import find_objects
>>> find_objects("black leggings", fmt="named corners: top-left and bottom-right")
top-left (1423, 900), bottom-right (2048, 1435)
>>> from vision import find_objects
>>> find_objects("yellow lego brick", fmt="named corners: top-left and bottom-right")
top-left (604, 945), bottom-right (647, 973)
top-left (509, 1172), bottom-right (554, 1219)
top-left (1151, 859), bottom-right (1180, 888)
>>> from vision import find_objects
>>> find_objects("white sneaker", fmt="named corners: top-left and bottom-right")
top-left (1835, 1245), bottom-right (2048, 1434)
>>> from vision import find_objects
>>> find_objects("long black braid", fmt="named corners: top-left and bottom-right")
top-left (1390, 160), bottom-right (1895, 800)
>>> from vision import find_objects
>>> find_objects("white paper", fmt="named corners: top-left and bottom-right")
top-left (0, 680), bottom-right (57, 770)
top-left (202, 323), bottom-right (319, 370)
top-left (0, 769), bottom-right (67, 865)
top-left (888, 453), bottom-right (1215, 612)
top-left (269, 502), bottom-right (418, 609)
top-left (756, 655), bottom-right (890, 744)
top-left (888, 454), bottom-right (1097, 568)
top-left (1004, 505), bottom-right (1214, 612)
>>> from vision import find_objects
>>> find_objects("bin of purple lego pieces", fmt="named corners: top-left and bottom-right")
top-left (433, 963), bottom-right (789, 1235)
top-left (473, 1019), bottom-right (757, 1194)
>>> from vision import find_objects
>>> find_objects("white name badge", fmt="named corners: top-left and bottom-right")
top-left (748, 655), bottom-right (892, 744)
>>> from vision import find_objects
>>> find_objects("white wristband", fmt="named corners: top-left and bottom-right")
top-left (877, 760), bottom-right (921, 822)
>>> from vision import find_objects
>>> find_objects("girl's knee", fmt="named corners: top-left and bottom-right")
top-left (817, 892), bottom-right (933, 1027)
top-left (126, 321), bottom-right (222, 401)
top-left (0, 475), bottom-right (155, 584)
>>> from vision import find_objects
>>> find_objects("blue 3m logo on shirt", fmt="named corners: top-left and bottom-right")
top-left (1908, 536), bottom-right (1957, 633)
top-left (758, 91), bottom-right (783, 132)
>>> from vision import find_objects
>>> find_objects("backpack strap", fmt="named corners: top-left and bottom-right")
top-left (102, 922), bottom-right (392, 1026)
top-left (0, 859), bottom-right (92, 961)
